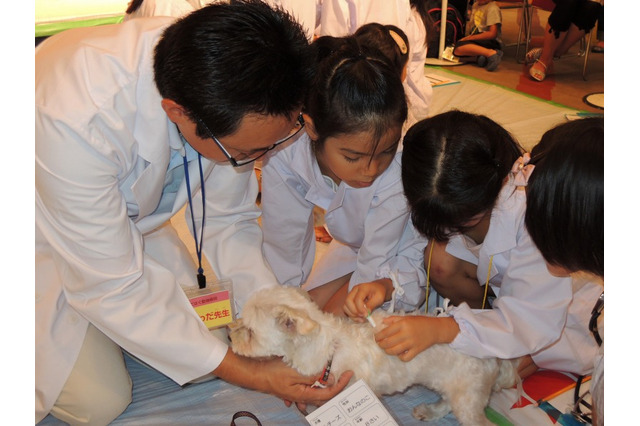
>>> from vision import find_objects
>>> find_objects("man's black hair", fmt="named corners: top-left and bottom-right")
top-left (154, 0), bottom-right (315, 138)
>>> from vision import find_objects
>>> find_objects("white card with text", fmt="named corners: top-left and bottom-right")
top-left (305, 379), bottom-right (399, 426)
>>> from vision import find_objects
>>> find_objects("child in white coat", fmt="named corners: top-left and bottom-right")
top-left (309, 23), bottom-right (410, 244)
top-left (318, 0), bottom-right (433, 130)
top-left (261, 36), bottom-right (428, 316)
top-left (525, 117), bottom-right (604, 425)
top-left (374, 111), bottom-right (601, 379)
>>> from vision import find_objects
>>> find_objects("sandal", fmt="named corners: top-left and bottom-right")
top-left (525, 47), bottom-right (542, 64)
top-left (529, 59), bottom-right (547, 81)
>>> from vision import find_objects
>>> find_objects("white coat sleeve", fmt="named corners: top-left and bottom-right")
top-left (260, 149), bottom-right (317, 287)
top-left (349, 155), bottom-right (428, 311)
top-left (35, 112), bottom-right (228, 385)
top-left (449, 222), bottom-right (573, 360)
top-left (319, 0), bottom-right (352, 36)
top-left (189, 160), bottom-right (280, 314)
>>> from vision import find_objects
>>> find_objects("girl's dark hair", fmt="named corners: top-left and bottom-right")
top-left (410, 0), bottom-right (434, 46)
top-left (402, 110), bottom-right (523, 241)
top-left (525, 117), bottom-right (604, 277)
top-left (154, 0), bottom-right (314, 138)
top-left (311, 35), bottom-right (347, 63)
top-left (354, 23), bottom-right (410, 78)
top-left (126, 0), bottom-right (144, 14)
top-left (306, 36), bottom-right (407, 154)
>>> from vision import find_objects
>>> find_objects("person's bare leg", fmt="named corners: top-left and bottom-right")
top-left (308, 273), bottom-right (351, 311)
top-left (530, 23), bottom-right (564, 79)
top-left (322, 281), bottom-right (350, 316)
top-left (453, 43), bottom-right (497, 61)
top-left (554, 23), bottom-right (588, 57)
top-left (425, 240), bottom-right (489, 308)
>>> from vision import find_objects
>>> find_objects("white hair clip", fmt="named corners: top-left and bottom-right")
top-left (388, 29), bottom-right (408, 55)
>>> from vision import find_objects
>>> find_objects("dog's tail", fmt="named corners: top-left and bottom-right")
top-left (493, 358), bottom-right (520, 392)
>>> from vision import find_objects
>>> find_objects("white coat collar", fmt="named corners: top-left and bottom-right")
top-left (481, 177), bottom-right (526, 257)
top-left (287, 133), bottom-right (341, 209)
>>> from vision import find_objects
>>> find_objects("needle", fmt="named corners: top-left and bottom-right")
top-left (364, 304), bottom-right (376, 327)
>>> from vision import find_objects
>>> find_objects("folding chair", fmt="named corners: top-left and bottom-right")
top-left (494, 0), bottom-right (530, 62)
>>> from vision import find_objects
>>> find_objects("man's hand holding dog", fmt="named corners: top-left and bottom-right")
top-left (214, 349), bottom-right (354, 410)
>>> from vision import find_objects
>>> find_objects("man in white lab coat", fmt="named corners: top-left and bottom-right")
top-left (35, 1), bottom-right (352, 424)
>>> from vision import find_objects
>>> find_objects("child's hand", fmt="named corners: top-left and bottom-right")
top-left (342, 279), bottom-right (392, 321)
top-left (374, 316), bottom-right (460, 362)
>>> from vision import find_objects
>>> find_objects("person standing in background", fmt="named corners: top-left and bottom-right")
top-left (525, 117), bottom-right (604, 425)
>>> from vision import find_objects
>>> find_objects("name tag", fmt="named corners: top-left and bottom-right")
top-left (184, 279), bottom-right (235, 329)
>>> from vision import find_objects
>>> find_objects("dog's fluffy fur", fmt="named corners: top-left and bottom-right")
top-left (229, 286), bottom-right (519, 425)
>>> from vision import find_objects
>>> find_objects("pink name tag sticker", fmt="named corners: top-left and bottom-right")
top-left (190, 290), bottom-right (233, 329)
top-left (184, 279), bottom-right (235, 330)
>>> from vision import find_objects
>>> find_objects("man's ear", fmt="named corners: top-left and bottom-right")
top-left (302, 113), bottom-right (319, 141)
top-left (161, 99), bottom-right (188, 124)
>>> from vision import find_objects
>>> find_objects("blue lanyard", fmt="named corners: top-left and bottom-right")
top-left (183, 154), bottom-right (207, 288)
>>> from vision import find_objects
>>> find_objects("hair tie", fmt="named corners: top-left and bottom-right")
top-left (388, 30), bottom-right (408, 55)
top-left (511, 153), bottom-right (535, 187)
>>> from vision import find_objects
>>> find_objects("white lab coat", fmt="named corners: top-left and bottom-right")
top-left (446, 178), bottom-right (602, 375)
top-left (35, 18), bottom-right (278, 422)
top-left (261, 133), bottom-right (428, 311)
top-left (318, 0), bottom-right (433, 130)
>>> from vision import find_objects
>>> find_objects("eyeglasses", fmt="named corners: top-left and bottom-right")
top-left (571, 375), bottom-right (593, 424)
top-left (565, 292), bottom-right (603, 425)
top-left (589, 292), bottom-right (603, 346)
top-left (195, 113), bottom-right (305, 167)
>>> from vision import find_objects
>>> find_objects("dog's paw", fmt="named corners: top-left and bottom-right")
top-left (412, 400), bottom-right (451, 421)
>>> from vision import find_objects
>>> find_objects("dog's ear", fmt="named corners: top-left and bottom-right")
top-left (274, 306), bottom-right (318, 336)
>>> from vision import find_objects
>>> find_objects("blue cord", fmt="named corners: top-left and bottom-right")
top-left (183, 154), bottom-right (207, 288)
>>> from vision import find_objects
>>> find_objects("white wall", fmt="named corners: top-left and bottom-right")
top-left (35, 0), bottom-right (129, 24)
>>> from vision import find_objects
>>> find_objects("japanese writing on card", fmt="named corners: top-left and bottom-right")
top-left (305, 379), bottom-right (399, 426)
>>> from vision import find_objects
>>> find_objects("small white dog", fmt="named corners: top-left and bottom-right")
top-left (229, 286), bottom-right (519, 425)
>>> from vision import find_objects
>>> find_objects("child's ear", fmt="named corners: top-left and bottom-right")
top-left (302, 113), bottom-right (319, 141)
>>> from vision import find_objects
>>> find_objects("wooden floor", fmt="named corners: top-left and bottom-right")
top-left (426, 6), bottom-right (605, 113)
